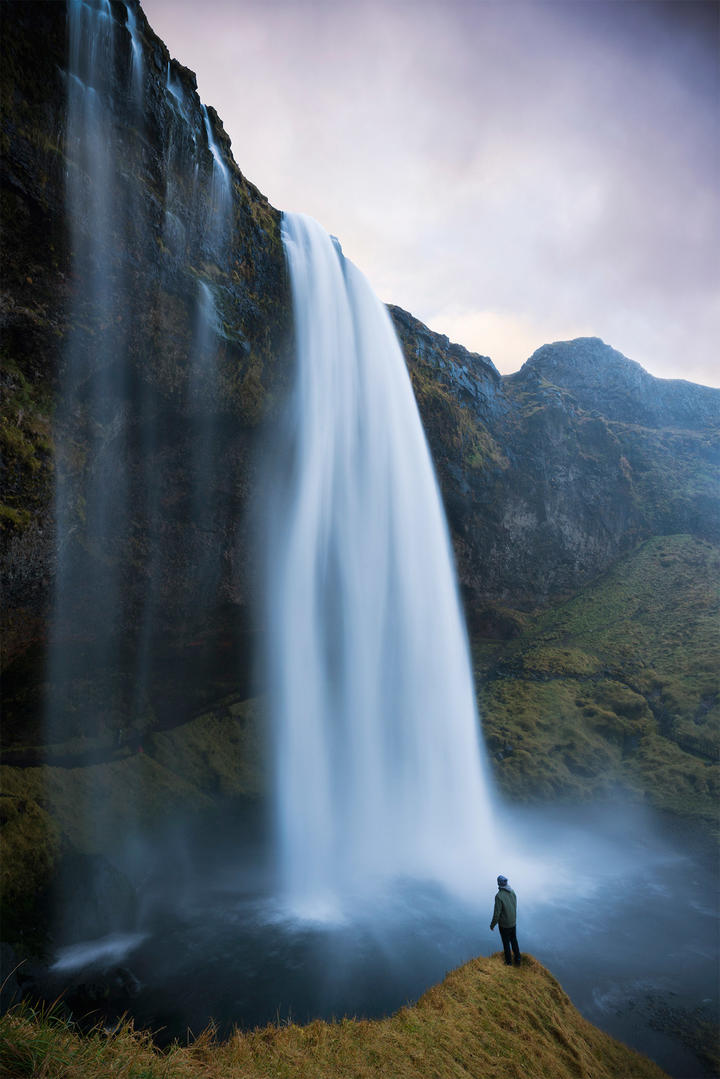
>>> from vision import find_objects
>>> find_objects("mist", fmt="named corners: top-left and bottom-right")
top-left (38, 798), bottom-right (717, 1078)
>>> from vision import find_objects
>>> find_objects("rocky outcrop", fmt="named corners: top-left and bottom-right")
top-left (392, 314), bottom-right (719, 624)
top-left (1, 0), bottom-right (292, 747)
top-left (517, 337), bottom-right (719, 430)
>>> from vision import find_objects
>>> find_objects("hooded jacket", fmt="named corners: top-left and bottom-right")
top-left (490, 885), bottom-right (517, 929)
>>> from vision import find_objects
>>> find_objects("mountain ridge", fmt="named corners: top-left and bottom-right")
top-left (512, 335), bottom-right (720, 430)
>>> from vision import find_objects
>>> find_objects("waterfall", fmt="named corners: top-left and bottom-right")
top-left (202, 104), bottom-right (231, 227)
top-left (265, 213), bottom-right (495, 918)
top-left (125, 3), bottom-right (143, 104)
top-left (166, 61), bottom-right (188, 118)
top-left (52, 0), bottom-right (129, 738)
top-left (48, 0), bottom-right (242, 936)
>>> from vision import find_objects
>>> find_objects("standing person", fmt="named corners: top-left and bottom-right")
top-left (490, 874), bottom-right (521, 966)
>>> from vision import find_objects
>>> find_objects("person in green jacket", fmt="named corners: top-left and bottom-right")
top-left (490, 874), bottom-right (521, 966)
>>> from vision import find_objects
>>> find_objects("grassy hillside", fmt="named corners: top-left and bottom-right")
top-left (477, 534), bottom-right (719, 825)
top-left (0, 697), bottom-right (266, 946)
top-left (0, 954), bottom-right (668, 1079)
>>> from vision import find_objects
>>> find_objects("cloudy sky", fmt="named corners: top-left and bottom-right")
top-left (141, 0), bottom-right (719, 387)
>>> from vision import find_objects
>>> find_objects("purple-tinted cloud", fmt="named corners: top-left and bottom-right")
top-left (141, 0), bottom-right (720, 387)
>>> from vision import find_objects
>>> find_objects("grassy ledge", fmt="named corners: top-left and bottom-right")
top-left (0, 955), bottom-right (668, 1079)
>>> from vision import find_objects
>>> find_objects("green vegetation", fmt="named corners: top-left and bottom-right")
top-left (0, 697), bottom-right (266, 946)
top-left (0, 352), bottom-right (53, 535)
top-left (0, 955), bottom-right (668, 1079)
top-left (477, 534), bottom-right (719, 825)
top-left (407, 351), bottom-right (508, 474)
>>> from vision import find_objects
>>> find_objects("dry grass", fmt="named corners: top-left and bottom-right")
top-left (0, 954), bottom-right (669, 1079)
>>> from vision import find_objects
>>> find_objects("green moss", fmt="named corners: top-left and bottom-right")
top-left (0, 504), bottom-right (32, 530)
top-left (519, 646), bottom-right (601, 678)
top-left (149, 698), bottom-right (266, 799)
top-left (0, 778), bottom-right (64, 947)
top-left (476, 535), bottom-right (720, 827)
top-left (0, 352), bottom-right (54, 533)
top-left (407, 355), bottom-right (507, 475)
top-left (0, 696), bottom-right (267, 944)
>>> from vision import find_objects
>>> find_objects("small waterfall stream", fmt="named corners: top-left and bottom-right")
top-left (50, 0), bottom-right (134, 769)
top-left (265, 213), bottom-right (496, 917)
top-left (49, 0), bottom-right (235, 875)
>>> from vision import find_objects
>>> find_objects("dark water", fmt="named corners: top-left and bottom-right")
top-left (42, 805), bottom-right (719, 1078)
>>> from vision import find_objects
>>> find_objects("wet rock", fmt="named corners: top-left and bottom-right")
top-left (0, 942), bottom-right (21, 1010)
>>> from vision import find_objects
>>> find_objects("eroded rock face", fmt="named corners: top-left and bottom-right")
top-left (519, 337), bottom-right (719, 430)
top-left (1, 1), bottom-right (292, 746)
top-left (392, 309), bottom-right (720, 623)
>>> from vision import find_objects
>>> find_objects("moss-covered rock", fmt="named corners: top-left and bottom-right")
top-left (1, 1), bottom-right (292, 754)
top-left (476, 535), bottom-right (719, 826)
top-left (0, 691), bottom-right (266, 950)
top-left (392, 312), bottom-right (719, 616)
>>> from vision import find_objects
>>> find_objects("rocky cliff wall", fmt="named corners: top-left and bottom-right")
top-left (1, 0), bottom-right (292, 741)
top-left (392, 308), bottom-right (719, 625)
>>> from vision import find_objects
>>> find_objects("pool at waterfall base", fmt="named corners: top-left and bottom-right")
top-left (30, 804), bottom-right (718, 1079)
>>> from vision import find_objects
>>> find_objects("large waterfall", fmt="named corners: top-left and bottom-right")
top-left (265, 213), bottom-right (495, 917)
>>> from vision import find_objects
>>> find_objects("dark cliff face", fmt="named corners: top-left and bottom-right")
top-left (392, 312), bottom-right (719, 624)
top-left (1, 1), bottom-right (292, 740)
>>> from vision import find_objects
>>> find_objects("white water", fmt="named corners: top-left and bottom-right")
top-left (124, 3), bottom-right (143, 103)
top-left (165, 61), bottom-right (188, 119)
top-left (266, 213), bottom-right (496, 918)
top-left (201, 105), bottom-right (232, 259)
top-left (51, 932), bottom-right (147, 974)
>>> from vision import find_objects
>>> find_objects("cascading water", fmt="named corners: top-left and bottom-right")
top-left (50, 0), bottom-right (131, 766)
top-left (202, 104), bottom-right (231, 226)
top-left (125, 3), bottom-right (143, 103)
top-left (49, 0), bottom-right (236, 909)
top-left (190, 105), bottom-right (233, 597)
top-left (265, 213), bottom-right (496, 917)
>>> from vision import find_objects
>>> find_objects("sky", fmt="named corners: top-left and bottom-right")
top-left (141, 0), bottom-right (720, 388)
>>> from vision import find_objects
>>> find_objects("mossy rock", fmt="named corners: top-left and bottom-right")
top-left (476, 535), bottom-right (720, 828)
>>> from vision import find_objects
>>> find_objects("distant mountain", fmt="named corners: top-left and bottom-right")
top-left (516, 337), bottom-right (719, 430)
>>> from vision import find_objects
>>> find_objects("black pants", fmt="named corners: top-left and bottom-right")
top-left (499, 924), bottom-right (521, 965)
